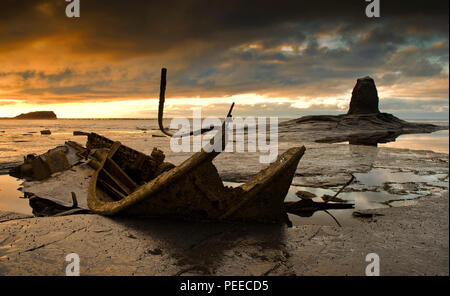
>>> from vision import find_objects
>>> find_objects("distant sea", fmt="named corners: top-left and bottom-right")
top-left (0, 118), bottom-right (448, 166)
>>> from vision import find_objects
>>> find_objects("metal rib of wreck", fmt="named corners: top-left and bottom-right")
top-left (87, 132), bottom-right (305, 224)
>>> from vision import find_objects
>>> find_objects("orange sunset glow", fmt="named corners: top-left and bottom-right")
top-left (0, 1), bottom-right (448, 119)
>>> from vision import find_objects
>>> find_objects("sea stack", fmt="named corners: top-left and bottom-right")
top-left (347, 76), bottom-right (380, 115)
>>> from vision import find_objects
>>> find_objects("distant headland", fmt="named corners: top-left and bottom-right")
top-left (7, 111), bottom-right (57, 120)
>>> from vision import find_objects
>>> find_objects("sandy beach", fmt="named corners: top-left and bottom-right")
top-left (0, 130), bottom-right (448, 275)
top-left (0, 190), bottom-right (447, 276)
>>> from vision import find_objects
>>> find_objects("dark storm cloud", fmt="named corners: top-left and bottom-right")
top-left (0, 69), bottom-right (74, 82)
top-left (1, 0), bottom-right (448, 55)
top-left (39, 68), bottom-right (74, 82)
top-left (0, 0), bottom-right (448, 111)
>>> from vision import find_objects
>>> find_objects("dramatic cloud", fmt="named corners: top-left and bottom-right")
top-left (0, 0), bottom-right (448, 118)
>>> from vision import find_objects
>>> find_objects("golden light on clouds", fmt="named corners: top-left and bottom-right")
top-left (0, 1), bottom-right (448, 119)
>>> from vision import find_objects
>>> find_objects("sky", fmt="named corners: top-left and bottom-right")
top-left (0, 0), bottom-right (448, 119)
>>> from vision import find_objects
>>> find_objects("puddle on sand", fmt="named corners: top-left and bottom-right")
top-left (0, 175), bottom-right (32, 215)
top-left (284, 185), bottom-right (421, 227)
top-left (380, 130), bottom-right (449, 154)
top-left (223, 181), bottom-right (403, 227)
top-left (226, 168), bottom-right (447, 227)
top-left (353, 168), bottom-right (448, 187)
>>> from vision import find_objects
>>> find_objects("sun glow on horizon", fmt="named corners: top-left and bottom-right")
top-left (0, 93), bottom-right (354, 119)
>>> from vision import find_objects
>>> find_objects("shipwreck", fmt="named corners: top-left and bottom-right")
top-left (8, 68), bottom-right (328, 225)
top-left (10, 131), bottom-right (305, 224)
top-left (87, 133), bottom-right (305, 224)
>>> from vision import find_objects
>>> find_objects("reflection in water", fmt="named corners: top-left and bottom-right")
top-left (348, 130), bottom-right (403, 146)
top-left (0, 175), bottom-right (32, 215)
top-left (285, 185), bottom-right (418, 226)
top-left (380, 130), bottom-right (449, 154)
top-left (322, 130), bottom-right (449, 152)
top-left (353, 168), bottom-right (448, 187)
top-left (228, 165), bottom-right (449, 227)
top-left (288, 167), bottom-right (448, 226)
top-left (286, 181), bottom-right (423, 206)
top-left (224, 178), bottom-right (425, 227)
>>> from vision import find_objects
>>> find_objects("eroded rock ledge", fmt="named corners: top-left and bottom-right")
top-left (280, 76), bottom-right (448, 145)
top-left (281, 112), bottom-right (446, 145)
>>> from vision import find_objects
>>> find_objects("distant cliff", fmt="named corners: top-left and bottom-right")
top-left (14, 111), bottom-right (57, 119)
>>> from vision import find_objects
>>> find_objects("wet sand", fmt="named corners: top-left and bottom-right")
top-left (0, 122), bottom-right (448, 275)
top-left (0, 190), bottom-right (447, 276)
top-left (1, 143), bottom-right (449, 275)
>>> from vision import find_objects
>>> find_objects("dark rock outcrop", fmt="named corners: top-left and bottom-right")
top-left (347, 76), bottom-right (380, 115)
top-left (14, 111), bottom-right (57, 119)
top-left (280, 76), bottom-right (448, 146)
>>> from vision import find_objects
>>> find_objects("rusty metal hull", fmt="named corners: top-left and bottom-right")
top-left (88, 140), bottom-right (305, 224)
